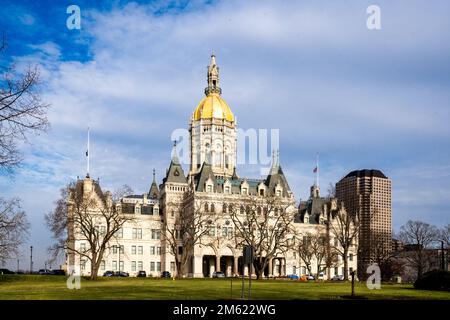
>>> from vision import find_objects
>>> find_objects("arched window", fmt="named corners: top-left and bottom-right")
top-left (204, 203), bottom-right (209, 212)
top-left (210, 203), bottom-right (215, 213)
top-left (215, 144), bottom-right (222, 167)
top-left (222, 203), bottom-right (227, 213)
top-left (257, 206), bottom-right (261, 215)
top-left (240, 205), bottom-right (245, 215)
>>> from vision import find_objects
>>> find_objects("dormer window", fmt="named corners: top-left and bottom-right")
top-left (207, 185), bottom-right (212, 192)
top-left (242, 187), bottom-right (247, 195)
top-left (276, 190), bottom-right (281, 197)
top-left (259, 189), bottom-right (264, 196)
top-left (304, 216), bottom-right (309, 224)
top-left (225, 186), bottom-right (230, 194)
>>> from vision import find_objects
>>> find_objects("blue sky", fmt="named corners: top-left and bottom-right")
top-left (1, 0), bottom-right (449, 270)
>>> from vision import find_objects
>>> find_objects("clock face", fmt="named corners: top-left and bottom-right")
top-left (174, 168), bottom-right (180, 176)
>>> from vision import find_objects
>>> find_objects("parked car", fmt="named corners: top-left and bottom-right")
top-left (0, 268), bottom-right (14, 275)
top-left (287, 274), bottom-right (299, 280)
top-left (331, 275), bottom-right (344, 281)
top-left (161, 271), bottom-right (171, 278)
top-left (137, 270), bottom-right (147, 277)
top-left (114, 271), bottom-right (129, 277)
top-left (50, 269), bottom-right (66, 275)
top-left (103, 271), bottom-right (115, 277)
top-left (212, 271), bottom-right (225, 278)
top-left (317, 272), bottom-right (325, 280)
top-left (299, 275), bottom-right (308, 282)
top-left (307, 274), bottom-right (315, 280)
top-left (38, 269), bottom-right (52, 275)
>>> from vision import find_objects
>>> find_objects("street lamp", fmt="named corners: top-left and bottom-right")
top-left (29, 246), bottom-right (33, 274)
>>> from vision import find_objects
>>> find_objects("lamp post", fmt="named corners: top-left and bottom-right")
top-left (29, 246), bottom-right (33, 274)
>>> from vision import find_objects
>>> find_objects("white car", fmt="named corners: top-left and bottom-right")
top-left (307, 274), bottom-right (315, 280)
top-left (331, 275), bottom-right (344, 281)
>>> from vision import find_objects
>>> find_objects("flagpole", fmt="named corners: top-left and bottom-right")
top-left (87, 127), bottom-right (90, 178)
top-left (316, 152), bottom-right (319, 188)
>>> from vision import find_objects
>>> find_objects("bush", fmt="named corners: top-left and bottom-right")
top-left (414, 270), bottom-right (450, 291)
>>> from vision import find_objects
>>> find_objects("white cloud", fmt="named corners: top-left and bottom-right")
top-left (3, 0), bottom-right (450, 269)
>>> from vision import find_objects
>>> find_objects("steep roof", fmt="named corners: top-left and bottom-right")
top-left (297, 196), bottom-right (330, 224)
top-left (148, 170), bottom-right (159, 199)
top-left (162, 147), bottom-right (187, 184)
top-left (193, 161), bottom-right (217, 192)
top-left (264, 164), bottom-right (291, 197)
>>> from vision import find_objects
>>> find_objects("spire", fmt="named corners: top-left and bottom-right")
top-left (205, 54), bottom-right (222, 96)
top-left (171, 140), bottom-right (180, 165)
top-left (232, 166), bottom-right (239, 180)
top-left (149, 168), bottom-right (159, 199)
top-left (269, 149), bottom-right (279, 175)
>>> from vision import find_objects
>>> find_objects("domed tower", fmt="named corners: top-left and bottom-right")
top-left (189, 54), bottom-right (237, 179)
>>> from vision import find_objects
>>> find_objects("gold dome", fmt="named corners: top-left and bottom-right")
top-left (193, 93), bottom-right (234, 122)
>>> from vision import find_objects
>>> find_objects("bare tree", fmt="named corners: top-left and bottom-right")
top-left (0, 197), bottom-right (29, 263)
top-left (297, 233), bottom-right (314, 275)
top-left (328, 204), bottom-right (359, 280)
top-left (164, 197), bottom-right (219, 278)
top-left (0, 34), bottom-right (49, 173)
top-left (441, 224), bottom-right (450, 248)
top-left (398, 220), bottom-right (439, 280)
top-left (45, 181), bottom-right (134, 280)
top-left (311, 232), bottom-right (332, 277)
top-left (228, 195), bottom-right (297, 280)
top-left (327, 182), bottom-right (336, 198)
top-left (369, 232), bottom-right (404, 281)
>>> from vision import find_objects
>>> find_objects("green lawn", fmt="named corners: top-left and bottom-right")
top-left (0, 275), bottom-right (449, 300)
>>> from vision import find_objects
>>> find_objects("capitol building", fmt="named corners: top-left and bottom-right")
top-left (66, 55), bottom-right (358, 279)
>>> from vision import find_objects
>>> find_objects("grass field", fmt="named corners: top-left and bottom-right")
top-left (1, 275), bottom-right (449, 300)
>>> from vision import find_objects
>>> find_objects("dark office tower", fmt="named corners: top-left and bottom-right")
top-left (336, 169), bottom-right (392, 277)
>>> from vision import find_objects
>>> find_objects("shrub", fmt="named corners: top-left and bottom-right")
top-left (414, 270), bottom-right (450, 291)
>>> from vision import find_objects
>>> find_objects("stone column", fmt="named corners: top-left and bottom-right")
top-left (193, 255), bottom-right (203, 278)
top-left (226, 259), bottom-right (232, 276)
top-left (209, 257), bottom-right (215, 277)
top-left (216, 255), bottom-right (221, 272)
top-left (280, 258), bottom-right (285, 276)
top-left (233, 256), bottom-right (239, 276)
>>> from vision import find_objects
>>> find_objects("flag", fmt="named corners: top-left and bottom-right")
top-left (313, 166), bottom-right (318, 173)
top-left (86, 150), bottom-right (88, 157)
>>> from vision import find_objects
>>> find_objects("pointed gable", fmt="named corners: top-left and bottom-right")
top-left (193, 161), bottom-right (217, 192)
top-left (148, 170), bottom-right (160, 199)
top-left (163, 146), bottom-right (187, 184)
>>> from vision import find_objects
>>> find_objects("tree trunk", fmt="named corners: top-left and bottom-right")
top-left (90, 255), bottom-right (99, 280)
top-left (176, 259), bottom-right (185, 279)
top-left (343, 251), bottom-right (349, 280)
top-left (256, 269), bottom-right (264, 280)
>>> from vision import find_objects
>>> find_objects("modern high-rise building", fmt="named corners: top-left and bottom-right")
top-left (335, 169), bottom-right (392, 275)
